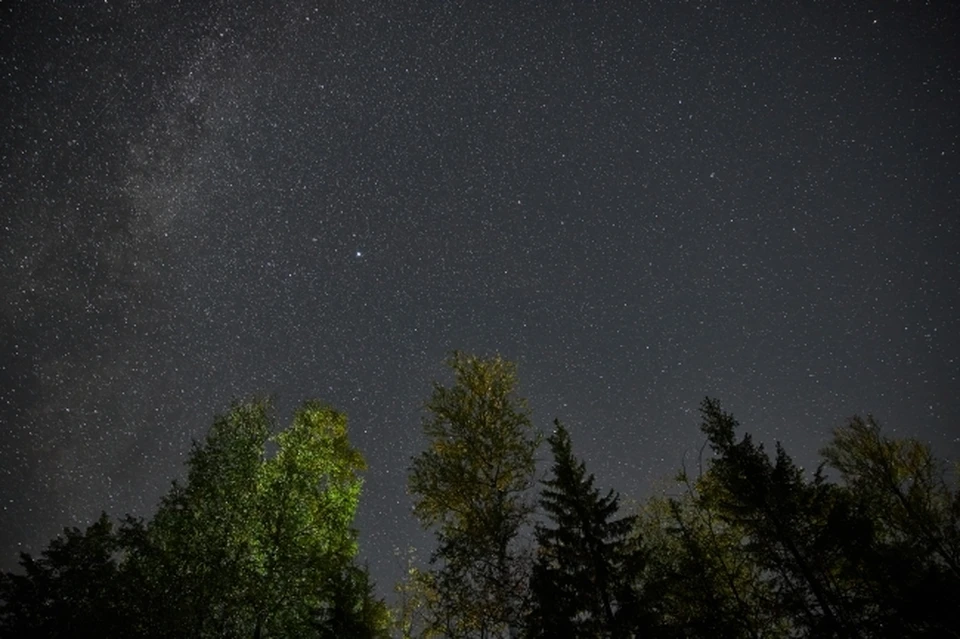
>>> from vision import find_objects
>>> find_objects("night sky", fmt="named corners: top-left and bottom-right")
top-left (2, 1), bottom-right (958, 594)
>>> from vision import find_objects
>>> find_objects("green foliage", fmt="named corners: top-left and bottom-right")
top-left (408, 351), bottom-right (541, 638)
top-left (140, 398), bottom-right (367, 637)
top-left (821, 415), bottom-right (960, 635)
top-left (394, 560), bottom-right (445, 639)
top-left (641, 399), bottom-right (960, 638)
top-left (822, 415), bottom-right (960, 571)
top-left (696, 398), bottom-right (869, 637)
top-left (1, 397), bottom-right (375, 639)
top-left (138, 399), bottom-right (274, 636)
top-left (639, 471), bottom-right (790, 637)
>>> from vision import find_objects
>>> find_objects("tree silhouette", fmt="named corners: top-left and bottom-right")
top-left (821, 415), bottom-right (960, 635)
top-left (696, 397), bottom-right (865, 638)
top-left (4, 379), bottom-right (959, 638)
top-left (0, 513), bottom-right (132, 637)
top-left (527, 420), bottom-right (645, 638)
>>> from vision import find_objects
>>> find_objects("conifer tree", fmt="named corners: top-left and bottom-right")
top-left (527, 420), bottom-right (644, 638)
top-left (697, 398), bottom-right (864, 639)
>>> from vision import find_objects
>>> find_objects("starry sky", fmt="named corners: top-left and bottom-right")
top-left (1, 0), bottom-right (958, 593)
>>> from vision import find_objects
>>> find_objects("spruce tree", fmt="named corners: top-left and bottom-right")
top-left (698, 398), bottom-right (862, 639)
top-left (528, 420), bottom-right (643, 638)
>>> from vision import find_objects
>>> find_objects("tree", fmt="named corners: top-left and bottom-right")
top-left (408, 352), bottom-right (540, 638)
top-left (822, 415), bottom-right (960, 577)
top-left (527, 421), bottom-right (645, 639)
top-left (696, 398), bottom-right (867, 638)
top-left (634, 401), bottom-right (960, 638)
top-left (0, 398), bottom-right (377, 638)
top-left (393, 547), bottom-right (444, 639)
top-left (638, 470), bottom-right (790, 638)
top-left (313, 562), bottom-right (392, 639)
top-left (0, 513), bottom-right (132, 637)
top-left (130, 398), bottom-right (368, 637)
top-left (821, 416), bottom-right (960, 635)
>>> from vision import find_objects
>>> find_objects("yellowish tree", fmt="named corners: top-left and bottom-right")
top-left (408, 352), bottom-right (540, 638)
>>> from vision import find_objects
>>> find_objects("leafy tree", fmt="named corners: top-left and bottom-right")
top-left (1, 399), bottom-right (376, 638)
top-left (822, 415), bottom-right (960, 576)
top-left (0, 513), bottom-right (132, 637)
top-left (527, 420), bottom-right (645, 638)
top-left (129, 398), bottom-right (369, 637)
top-left (638, 471), bottom-right (790, 638)
top-left (10, 380), bottom-right (960, 639)
top-left (821, 416), bottom-right (960, 636)
top-left (408, 352), bottom-right (540, 638)
top-left (132, 399), bottom-right (273, 636)
top-left (393, 548), bottom-right (443, 639)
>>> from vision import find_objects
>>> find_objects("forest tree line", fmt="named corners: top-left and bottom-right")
top-left (1, 352), bottom-right (957, 638)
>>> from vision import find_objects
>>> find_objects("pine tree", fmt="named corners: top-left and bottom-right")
top-left (528, 420), bottom-right (644, 638)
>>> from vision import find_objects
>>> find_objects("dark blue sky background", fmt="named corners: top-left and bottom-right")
top-left (2, 0), bottom-right (958, 592)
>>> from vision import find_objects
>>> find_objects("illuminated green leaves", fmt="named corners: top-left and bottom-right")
top-left (144, 398), bottom-right (368, 637)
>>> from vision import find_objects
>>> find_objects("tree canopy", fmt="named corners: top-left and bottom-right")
top-left (3, 355), bottom-right (957, 638)
top-left (1, 398), bottom-right (388, 638)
